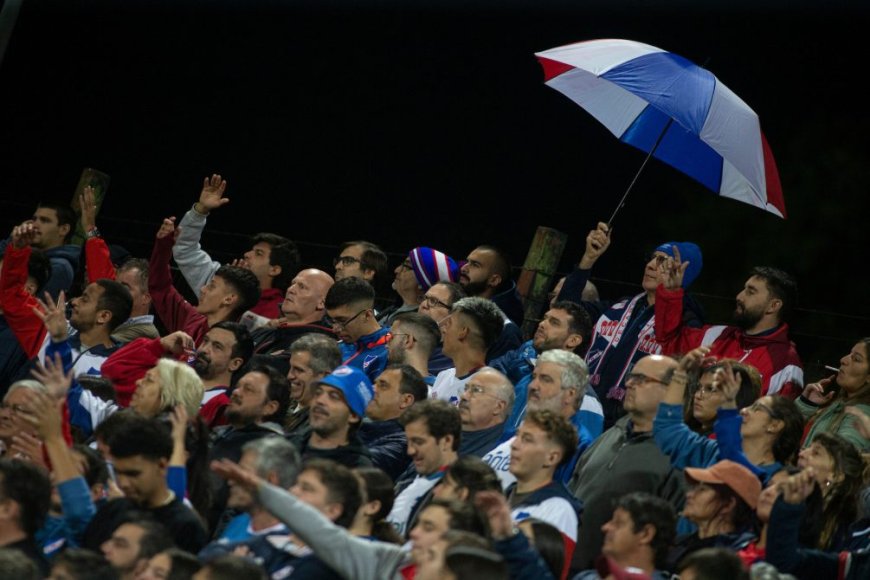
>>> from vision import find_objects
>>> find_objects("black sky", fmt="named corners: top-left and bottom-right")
top-left (1, 0), bottom-right (867, 371)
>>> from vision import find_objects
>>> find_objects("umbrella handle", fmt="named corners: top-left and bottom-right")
top-left (606, 117), bottom-right (675, 228)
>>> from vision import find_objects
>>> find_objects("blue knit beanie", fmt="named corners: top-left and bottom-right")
top-left (655, 242), bottom-right (703, 288)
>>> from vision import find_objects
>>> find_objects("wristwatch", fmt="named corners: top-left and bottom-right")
top-left (85, 227), bottom-right (102, 239)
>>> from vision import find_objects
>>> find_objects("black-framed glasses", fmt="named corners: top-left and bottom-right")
top-left (423, 294), bottom-right (451, 310)
top-left (325, 308), bottom-right (368, 329)
top-left (333, 256), bottom-right (362, 268)
top-left (397, 259), bottom-right (413, 271)
top-left (625, 372), bottom-right (668, 386)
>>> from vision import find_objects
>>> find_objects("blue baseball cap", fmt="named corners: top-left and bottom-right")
top-left (316, 365), bottom-right (374, 418)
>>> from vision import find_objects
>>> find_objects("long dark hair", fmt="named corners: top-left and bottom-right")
top-left (356, 467), bottom-right (403, 544)
top-left (814, 433), bottom-right (866, 549)
top-left (766, 396), bottom-right (805, 465)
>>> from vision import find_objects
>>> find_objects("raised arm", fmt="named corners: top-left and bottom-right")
top-left (173, 174), bottom-right (229, 293)
top-left (557, 221), bottom-right (612, 319)
top-left (211, 459), bottom-right (406, 580)
top-left (148, 217), bottom-right (206, 340)
top-left (79, 186), bottom-right (116, 282)
top-left (1, 223), bottom-right (48, 357)
top-left (654, 347), bottom-right (722, 469)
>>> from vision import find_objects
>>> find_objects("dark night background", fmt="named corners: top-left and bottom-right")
top-left (1, 0), bottom-right (867, 379)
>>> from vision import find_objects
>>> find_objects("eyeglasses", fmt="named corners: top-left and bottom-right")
top-left (423, 295), bottom-right (451, 310)
top-left (646, 253), bottom-right (669, 267)
top-left (333, 256), bottom-right (362, 268)
top-left (462, 384), bottom-right (500, 399)
top-left (625, 372), bottom-right (668, 386)
top-left (325, 308), bottom-right (368, 329)
top-left (746, 401), bottom-right (780, 419)
top-left (397, 259), bottom-right (413, 272)
top-left (694, 384), bottom-right (722, 399)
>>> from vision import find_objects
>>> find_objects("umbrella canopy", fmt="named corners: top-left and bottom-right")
top-left (536, 38), bottom-right (786, 218)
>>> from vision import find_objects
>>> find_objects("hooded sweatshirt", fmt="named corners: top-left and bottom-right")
top-left (655, 285), bottom-right (803, 398)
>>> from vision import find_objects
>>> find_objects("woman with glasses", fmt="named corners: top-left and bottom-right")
top-left (654, 347), bottom-right (804, 483)
top-left (685, 360), bottom-right (761, 437)
top-left (797, 337), bottom-right (870, 452)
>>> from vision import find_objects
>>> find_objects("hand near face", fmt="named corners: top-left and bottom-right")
top-left (160, 331), bottom-right (196, 356)
top-left (678, 346), bottom-right (712, 373)
top-left (11, 221), bottom-right (37, 249)
top-left (801, 376), bottom-right (836, 406)
top-left (33, 291), bottom-right (69, 342)
top-left (474, 490), bottom-right (515, 540)
top-left (210, 458), bottom-right (262, 493)
top-left (660, 245), bottom-right (688, 290)
top-left (713, 361), bottom-right (742, 405)
top-left (782, 468), bottom-right (816, 505)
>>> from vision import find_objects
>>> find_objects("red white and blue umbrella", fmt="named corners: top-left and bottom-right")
top-left (536, 38), bottom-right (786, 219)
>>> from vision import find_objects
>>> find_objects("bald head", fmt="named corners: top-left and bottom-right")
top-left (622, 354), bottom-right (678, 424)
top-left (282, 268), bottom-right (335, 323)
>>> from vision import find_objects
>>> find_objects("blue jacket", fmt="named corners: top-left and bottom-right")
top-left (653, 403), bottom-right (782, 483)
top-left (767, 498), bottom-right (870, 580)
top-left (339, 326), bottom-right (391, 382)
top-left (559, 267), bottom-right (703, 429)
top-left (358, 419), bottom-right (409, 481)
top-left (36, 477), bottom-right (97, 558)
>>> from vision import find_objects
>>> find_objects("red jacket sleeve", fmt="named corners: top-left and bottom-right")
top-left (85, 237), bottom-right (116, 281)
top-left (148, 235), bottom-right (208, 342)
top-left (100, 337), bottom-right (168, 407)
top-left (0, 245), bottom-right (47, 357)
top-left (654, 285), bottom-right (708, 356)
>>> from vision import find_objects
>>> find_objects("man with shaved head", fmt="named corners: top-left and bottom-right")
top-left (251, 268), bottom-right (336, 356)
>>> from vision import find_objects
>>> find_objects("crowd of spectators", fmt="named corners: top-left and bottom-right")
top-left (0, 176), bottom-right (866, 579)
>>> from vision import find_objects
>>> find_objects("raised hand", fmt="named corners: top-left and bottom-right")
top-left (169, 404), bottom-right (189, 444)
top-left (660, 245), bottom-right (689, 290)
top-left (194, 174), bottom-right (229, 214)
top-left (210, 458), bottom-right (262, 492)
top-left (579, 222), bottom-right (611, 269)
top-left (31, 353), bottom-right (73, 399)
top-left (156, 217), bottom-right (180, 241)
top-left (11, 221), bottom-right (37, 249)
top-left (782, 468), bottom-right (817, 504)
top-left (678, 346), bottom-right (712, 373)
top-left (229, 258), bottom-right (250, 269)
top-left (474, 490), bottom-right (516, 540)
top-left (160, 330), bottom-right (196, 356)
top-left (844, 406), bottom-right (870, 439)
top-left (17, 388), bottom-right (64, 442)
top-left (801, 375), bottom-right (836, 405)
top-left (33, 291), bottom-right (69, 342)
top-left (10, 431), bottom-right (47, 469)
top-left (79, 186), bottom-right (98, 232)
top-left (713, 360), bottom-right (742, 408)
